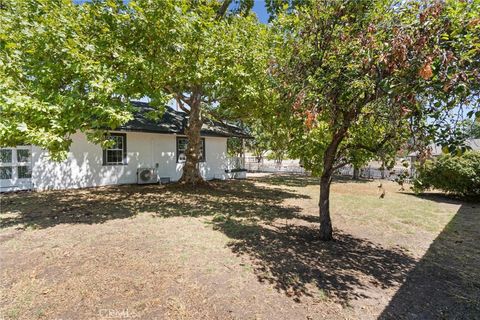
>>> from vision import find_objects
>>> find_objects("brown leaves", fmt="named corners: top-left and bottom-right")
top-left (419, 3), bottom-right (444, 24)
top-left (400, 106), bottom-right (412, 116)
top-left (304, 111), bottom-right (315, 130)
top-left (468, 18), bottom-right (480, 28)
top-left (414, 36), bottom-right (427, 51)
top-left (443, 82), bottom-right (452, 92)
top-left (385, 29), bottom-right (413, 73)
top-left (292, 91), bottom-right (305, 111)
top-left (419, 62), bottom-right (433, 80)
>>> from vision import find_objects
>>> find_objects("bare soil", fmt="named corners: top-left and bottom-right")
top-left (0, 175), bottom-right (478, 319)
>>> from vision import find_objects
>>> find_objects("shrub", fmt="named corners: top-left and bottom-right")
top-left (413, 151), bottom-right (480, 197)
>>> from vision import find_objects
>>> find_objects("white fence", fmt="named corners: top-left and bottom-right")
top-left (336, 165), bottom-right (411, 181)
top-left (245, 162), bottom-right (306, 174)
top-left (242, 158), bottom-right (411, 181)
top-left (243, 159), bottom-right (307, 174)
top-left (227, 157), bottom-right (306, 174)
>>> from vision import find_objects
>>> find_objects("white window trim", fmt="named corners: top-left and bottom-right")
top-left (0, 147), bottom-right (32, 181)
top-left (103, 133), bottom-right (127, 166)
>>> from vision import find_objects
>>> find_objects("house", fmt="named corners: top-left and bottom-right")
top-left (0, 101), bottom-right (249, 192)
top-left (407, 138), bottom-right (480, 176)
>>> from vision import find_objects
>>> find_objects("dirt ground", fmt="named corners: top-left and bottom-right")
top-left (0, 175), bottom-right (479, 320)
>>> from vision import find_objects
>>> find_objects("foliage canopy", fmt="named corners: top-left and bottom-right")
top-left (268, 0), bottom-right (480, 176)
top-left (0, 0), bottom-right (270, 168)
top-left (264, 0), bottom-right (480, 239)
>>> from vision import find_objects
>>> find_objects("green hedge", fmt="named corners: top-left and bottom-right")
top-left (414, 151), bottom-right (480, 197)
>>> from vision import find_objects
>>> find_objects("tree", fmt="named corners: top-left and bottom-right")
top-left (1, 0), bottom-right (270, 184)
top-left (270, 0), bottom-right (480, 240)
top-left (265, 0), bottom-right (308, 21)
top-left (217, 0), bottom-right (255, 17)
top-left (227, 136), bottom-right (244, 158)
top-left (130, 1), bottom-right (270, 185)
top-left (467, 121), bottom-right (480, 139)
top-left (0, 0), bottom-right (136, 159)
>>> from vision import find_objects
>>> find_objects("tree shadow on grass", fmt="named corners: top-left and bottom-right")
top-left (379, 197), bottom-right (480, 319)
top-left (210, 218), bottom-right (416, 303)
top-left (250, 174), bottom-right (320, 187)
top-left (0, 177), bottom-right (425, 307)
top-left (251, 174), bottom-right (370, 188)
top-left (0, 180), bottom-right (308, 230)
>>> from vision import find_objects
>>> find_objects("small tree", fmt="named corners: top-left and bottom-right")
top-left (245, 121), bottom-right (272, 163)
top-left (227, 137), bottom-right (244, 158)
top-left (271, 0), bottom-right (480, 240)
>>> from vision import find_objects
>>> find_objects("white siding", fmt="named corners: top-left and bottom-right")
top-left (29, 132), bottom-right (228, 191)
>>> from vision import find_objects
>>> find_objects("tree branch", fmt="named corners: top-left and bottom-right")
top-left (216, 0), bottom-right (232, 19)
top-left (348, 132), bottom-right (395, 154)
top-left (332, 161), bottom-right (349, 171)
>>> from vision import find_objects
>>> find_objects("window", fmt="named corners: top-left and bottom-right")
top-left (0, 149), bottom-right (13, 179)
top-left (0, 167), bottom-right (12, 179)
top-left (16, 149), bottom-right (31, 179)
top-left (0, 148), bottom-right (31, 180)
top-left (176, 137), bottom-right (205, 163)
top-left (103, 133), bottom-right (127, 165)
top-left (17, 166), bottom-right (31, 179)
top-left (17, 149), bottom-right (31, 163)
top-left (0, 149), bottom-right (12, 163)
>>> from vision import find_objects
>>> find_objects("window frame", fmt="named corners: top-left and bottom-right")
top-left (16, 148), bottom-right (32, 179)
top-left (102, 133), bottom-right (127, 166)
top-left (0, 147), bottom-right (32, 180)
top-left (0, 149), bottom-right (14, 180)
top-left (176, 137), bottom-right (205, 163)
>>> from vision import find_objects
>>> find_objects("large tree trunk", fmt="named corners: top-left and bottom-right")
top-left (318, 130), bottom-right (346, 241)
top-left (179, 95), bottom-right (204, 186)
top-left (319, 174), bottom-right (333, 240)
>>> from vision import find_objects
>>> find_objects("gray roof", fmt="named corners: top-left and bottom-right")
top-left (118, 101), bottom-right (250, 138)
top-left (408, 139), bottom-right (480, 157)
top-left (469, 139), bottom-right (480, 151)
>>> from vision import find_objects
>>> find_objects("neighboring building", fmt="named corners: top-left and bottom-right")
top-left (407, 139), bottom-right (480, 176)
top-left (0, 101), bottom-right (249, 192)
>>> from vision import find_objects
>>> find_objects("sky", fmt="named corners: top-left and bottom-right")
top-left (251, 0), bottom-right (270, 24)
top-left (74, 0), bottom-right (271, 24)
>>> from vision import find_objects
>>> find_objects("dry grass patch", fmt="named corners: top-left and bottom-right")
top-left (1, 176), bottom-right (478, 319)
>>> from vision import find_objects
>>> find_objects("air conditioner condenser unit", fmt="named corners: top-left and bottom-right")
top-left (137, 168), bottom-right (159, 184)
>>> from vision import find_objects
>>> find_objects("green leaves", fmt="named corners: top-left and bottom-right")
top-left (128, 0), bottom-right (270, 119)
top-left (266, 0), bottom-right (480, 176)
top-left (0, 0), bottom-right (137, 157)
top-left (0, 0), bottom-right (270, 159)
top-left (414, 151), bottom-right (480, 197)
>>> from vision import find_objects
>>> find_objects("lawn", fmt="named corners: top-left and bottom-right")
top-left (0, 175), bottom-right (479, 319)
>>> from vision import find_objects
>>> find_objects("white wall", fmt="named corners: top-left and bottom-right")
top-left (31, 132), bottom-right (228, 191)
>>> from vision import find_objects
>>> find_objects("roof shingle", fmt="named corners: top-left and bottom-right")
top-left (118, 101), bottom-right (251, 138)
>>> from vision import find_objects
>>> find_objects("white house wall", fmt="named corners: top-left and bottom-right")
top-left (31, 132), bottom-right (228, 191)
